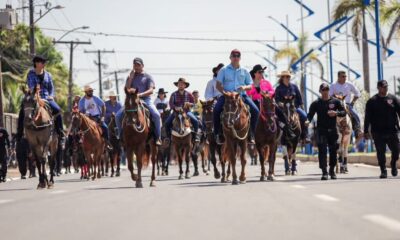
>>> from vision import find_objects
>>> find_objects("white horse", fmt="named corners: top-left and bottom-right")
top-left (335, 95), bottom-right (352, 174)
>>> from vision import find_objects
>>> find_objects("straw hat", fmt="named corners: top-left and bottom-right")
top-left (83, 85), bottom-right (94, 92)
top-left (108, 90), bottom-right (117, 97)
top-left (277, 70), bottom-right (293, 78)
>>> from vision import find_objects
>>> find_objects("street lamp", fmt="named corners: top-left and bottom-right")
top-left (34, 5), bottom-right (64, 24)
top-left (56, 26), bottom-right (90, 42)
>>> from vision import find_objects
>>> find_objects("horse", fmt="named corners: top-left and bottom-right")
top-left (278, 95), bottom-right (301, 175)
top-left (334, 95), bottom-right (352, 174)
top-left (108, 113), bottom-right (121, 177)
top-left (123, 88), bottom-right (158, 187)
top-left (157, 109), bottom-right (172, 176)
top-left (21, 86), bottom-right (58, 189)
top-left (70, 106), bottom-right (105, 181)
top-left (190, 115), bottom-right (209, 177)
top-left (248, 143), bottom-right (258, 166)
top-left (255, 93), bottom-right (281, 181)
top-left (68, 132), bottom-right (89, 179)
top-left (221, 92), bottom-right (250, 185)
top-left (200, 99), bottom-right (221, 179)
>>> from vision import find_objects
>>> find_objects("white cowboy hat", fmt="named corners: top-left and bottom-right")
top-left (277, 70), bottom-right (293, 78)
top-left (108, 90), bottom-right (117, 97)
top-left (83, 85), bottom-right (94, 92)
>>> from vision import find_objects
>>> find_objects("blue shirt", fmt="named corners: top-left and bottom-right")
top-left (129, 72), bottom-right (155, 101)
top-left (104, 100), bottom-right (122, 124)
top-left (275, 83), bottom-right (303, 108)
top-left (78, 96), bottom-right (105, 116)
top-left (216, 64), bottom-right (252, 95)
top-left (204, 77), bottom-right (222, 100)
top-left (26, 69), bottom-right (55, 100)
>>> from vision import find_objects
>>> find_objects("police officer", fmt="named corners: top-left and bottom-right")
top-left (0, 127), bottom-right (11, 182)
top-left (307, 83), bottom-right (346, 180)
top-left (364, 80), bottom-right (400, 179)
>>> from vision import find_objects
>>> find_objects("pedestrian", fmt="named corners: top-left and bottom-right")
top-left (307, 83), bottom-right (346, 180)
top-left (329, 71), bottom-right (362, 140)
top-left (364, 80), bottom-right (400, 178)
top-left (0, 127), bottom-right (11, 182)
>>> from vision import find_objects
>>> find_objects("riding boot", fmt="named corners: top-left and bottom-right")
top-left (248, 131), bottom-right (255, 144)
top-left (193, 132), bottom-right (201, 143)
top-left (58, 130), bottom-right (66, 150)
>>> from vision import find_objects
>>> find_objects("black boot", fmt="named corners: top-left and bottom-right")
top-left (380, 169), bottom-right (388, 179)
top-left (321, 169), bottom-right (328, 181)
top-left (329, 167), bottom-right (337, 180)
top-left (391, 160), bottom-right (398, 177)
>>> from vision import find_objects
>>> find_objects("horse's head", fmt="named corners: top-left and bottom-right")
top-left (21, 85), bottom-right (37, 122)
top-left (200, 99), bottom-right (215, 132)
top-left (222, 91), bottom-right (244, 127)
top-left (172, 107), bottom-right (190, 136)
top-left (260, 92), bottom-right (275, 116)
top-left (70, 104), bottom-right (82, 133)
top-left (124, 88), bottom-right (142, 125)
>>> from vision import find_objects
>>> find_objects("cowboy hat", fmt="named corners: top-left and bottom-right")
top-left (212, 63), bottom-right (224, 74)
top-left (83, 85), bottom-right (94, 92)
top-left (277, 70), bottom-right (293, 78)
top-left (157, 88), bottom-right (168, 95)
top-left (108, 90), bottom-right (117, 97)
top-left (174, 78), bottom-right (190, 88)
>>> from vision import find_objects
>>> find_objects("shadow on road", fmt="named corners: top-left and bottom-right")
top-left (0, 188), bottom-right (33, 192)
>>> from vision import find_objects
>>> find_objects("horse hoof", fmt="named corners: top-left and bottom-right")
top-left (131, 174), bottom-right (138, 181)
top-left (150, 181), bottom-right (156, 187)
top-left (116, 172), bottom-right (120, 177)
top-left (47, 184), bottom-right (54, 189)
top-left (178, 175), bottom-right (183, 180)
top-left (185, 175), bottom-right (191, 179)
top-left (267, 176), bottom-right (274, 181)
top-left (214, 171), bottom-right (221, 179)
top-left (291, 171), bottom-right (297, 176)
top-left (232, 179), bottom-right (239, 185)
top-left (260, 176), bottom-right (265, 181)
top-left (110, 174), bottom-right (114, 178)
top-left (221, 178), bottom-right (226, 183)
top-left (135, 182), bottom-right (143, 188)
top-left (193, 171), bottom-right (199, 177)
top-left (285, 171), bottom-right (291, 176)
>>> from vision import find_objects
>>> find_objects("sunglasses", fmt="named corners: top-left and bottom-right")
top-left (257, 70), bottom-right (264, 74)
top-left (321, 88), bottom-right (329, 91)
top-left (231, 54), bottom-right (241, 58)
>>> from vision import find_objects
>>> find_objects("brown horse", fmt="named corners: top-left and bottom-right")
top-left (108, 113), bottom-right (121, 177)
top-left (171, 107), bottom-right (193, 179)
top-left (21, 86), bottom-right (58, 189)
top-left (255, 93), bottom-right (281, 181)
top-left (157, 109), bottom-right (172, 176)
top-left (221, 92), bottom-right (250, 185)
top-left (279, 95), bottom-right (301, 175)
top-left (334, 95), bottom-right (352, 174)
top-left (123, 89), bottom-right (157, 187)
top-left (200, 99), bottom-right (221, 179)
top-left (70, 107), bottom-right (105, 181)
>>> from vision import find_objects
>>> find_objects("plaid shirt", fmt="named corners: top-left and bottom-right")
top-left (169, 90), bottom-right (194, 110)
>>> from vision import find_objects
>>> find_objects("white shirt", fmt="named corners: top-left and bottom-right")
top-left (329, 81), bottom-right (361, 104)
top-left (154, 98), bottom-right (169, 113)
top-left (84, 97), bottom-right (101, 116)
top-left (204, 77), bottom-right (222, 100)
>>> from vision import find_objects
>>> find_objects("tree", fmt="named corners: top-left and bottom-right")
top-left (274, 33), bottom-right (324, 101)
top-left (333, 0), bottom-right (374, 94)
top-left (381, 0), bottom-right (400, 55)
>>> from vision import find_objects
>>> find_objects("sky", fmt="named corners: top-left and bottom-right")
top-left (4, 0), bottom-right (400, 108)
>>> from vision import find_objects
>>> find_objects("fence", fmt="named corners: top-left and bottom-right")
top-left (3, 112), bottom-right (18, 135)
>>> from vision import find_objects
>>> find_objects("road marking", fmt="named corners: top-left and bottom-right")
top-left (314, 194), bottom-right (339, 202)
top-left (291, 184), bottom-right (306, 189)
top-left (50, 190), bottom-right (68, 194)
top-left (363, 214), bottom-right (400, 232)
top-left (0, 199), bottom-right (14, 204)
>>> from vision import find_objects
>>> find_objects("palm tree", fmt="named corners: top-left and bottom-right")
top-left (274, 33), bottom-right (324, 101)
top-left (333, 0), bottom-right (374, 94)
top-left (381, 0), bottom-right (400, 56)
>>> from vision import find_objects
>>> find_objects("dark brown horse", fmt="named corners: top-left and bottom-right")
top-left (108, 113), bottom-right (121, 177)
top-left (123, 89), bottom-right (157, 187)
top-left (221, 92), bottom-right (250, 185)
top-left (21, 86), bottom-right (58, 189)
top-left (157, 109), bottom-right (172, 176)
top-left (171, 107), bottom-right (192, 179)
top-left (200, 99), bottom-right (221, 179)
top-left (278, 95), bottom-right (301, 175)
top-left (70, 106), bottom-right (105, 181)
top-left (255, 93), bottom-right (281, 181)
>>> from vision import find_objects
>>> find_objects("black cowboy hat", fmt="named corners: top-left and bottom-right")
top-left (212, 63), bottom-right (224, 74)
top-left (157, 88), bottom-right (168, 95)
top-left (174, 78), bottom-right (190, 88)
top-left (32, 55), bottom-right (47, 63)
top-left (250, 64), bottom-right (267, 78)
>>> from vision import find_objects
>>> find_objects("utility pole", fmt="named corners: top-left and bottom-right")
top-left (84, 49), bottom-right (115, 99)
top-left (29, 0), bottom-right (35, 55)
top-left (0, 55), bottom-right (4, 127)
top-left (327, 0), bottom-right (334, 83)
top-left (53, 40), bottom-right (91, 111)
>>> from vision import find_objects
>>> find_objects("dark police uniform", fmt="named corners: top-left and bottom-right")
top-left (364, 92), bottom-right (400, 177)
top-left (0, 128), bottom-right (10, 182)
top-left (308, 97), bottom-right (346, 179)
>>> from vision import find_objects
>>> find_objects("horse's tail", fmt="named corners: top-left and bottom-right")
top-left (142, 143), bottom-right (151, 168)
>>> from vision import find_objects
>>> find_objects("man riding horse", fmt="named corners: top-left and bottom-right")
top-left (78, 85), bottom-right (112, 150)
top-left (116, 57), bottom-right (162, 146)
top-left (165, 78), bottom-right (201, 142)
top-left (214, 49), bottom-right (259, 144)
top-left (16, 55), bottom-right (65, 144)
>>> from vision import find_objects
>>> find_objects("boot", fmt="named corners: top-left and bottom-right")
top-left (194, 133), bottom-right (201, 143)
top-left (248, 132), bottom-right (255, 144)
top-left (391, 160), bottom-right (398, 177)
top-left (321, 169), bottom-right (328, 181)
top-left (58, 131), bottom-right (66, 150)
top-left (329, 167), bottom-right (337, 180)
top-left (155, 137), bottom-right (162, 146)
top-left (380, 169), bottom-right (388, 179)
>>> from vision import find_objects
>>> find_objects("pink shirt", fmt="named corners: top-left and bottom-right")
top-left (247, 79), bottom-right (275, 101)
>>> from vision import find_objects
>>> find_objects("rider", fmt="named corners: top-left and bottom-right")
top-left (116, 57), bottom-right (162, 146)
top-left (307, 83), bottom-right (346, 181)
top-left (247, 65), bottom-right (295, 138)
top-left (204, 63), bottom-right (224, 101)
top-left (16, 55), bottom-right (65, 143)
top-left (104, 91), bottom-right (122, 125)
top-left (154, 88), bottom-right (169, 114)
top-left (275, 70), bottom-right (310, 143)
top-left (165, 78), bottom-right (201, 142)
top-left (214, 49), bottom-right (259, 144)
top-left (0, 127), bottom-right (10, 182)
top-left (364, 80), bottom-right (400, 179)
top-left (78, 85), bottom-right (112, 149)
top-left (329, 70), bottom-right (362, 140)
top-left (192, 90), bottom-right (203, 118)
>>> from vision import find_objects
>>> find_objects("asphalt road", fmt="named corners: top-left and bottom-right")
top-left (1, 160), bottom-right (400, 240)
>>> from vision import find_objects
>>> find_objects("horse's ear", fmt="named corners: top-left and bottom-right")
top-left (200, 100), bottom-right (205, 105)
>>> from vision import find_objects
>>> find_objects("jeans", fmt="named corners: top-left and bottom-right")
top-left (347, 104), bottom-right (361, 131)
top-left (213, 95), bottom-right (259, 136)
top-left (372, 132), bottom-right (399, 172)
top-left (165, 111), bottom-right (199, 138)
top-left (316, 129), bottom-right (339, 173)
top-left (296, 108), bottom-right (307, 123)
top-left (116, 99), bottom-right (162, 139)
top-left (90, 115), bottom-right (109, 141)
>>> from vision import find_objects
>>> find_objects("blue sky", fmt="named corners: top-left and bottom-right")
top-left (5, 0), bottom-right (400, 106)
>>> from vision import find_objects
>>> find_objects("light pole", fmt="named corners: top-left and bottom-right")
top-left (56, 26), bottom-right (89, 42)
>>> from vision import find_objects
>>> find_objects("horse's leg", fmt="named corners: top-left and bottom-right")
top-left (229, 144), bottom-right (238, 185)
top-left (110, 152), bottom-right (114, 177)
top-left (185, 149), bottom-right (191, 179)
top-left (136, 148), bottom-right (143, 188)
top-left (282, 145), bottom-right (290, 175)
top-left (209, 144), bottom-right (220, 179)
top-left (48, 154), bottom-right (55, 188)
top-left (177, 147), bottom-right (184, 180)
top-left (127, 149), bottom-right (137, 182)
top-left (267, 145), bottom-right (275, 181)
top-left (239, 142), bottom-right (247, 183)
top-left (257, 144), bottom-right (266, 181)
top-left (150, 144), bottom-right (157, 187)
top-left (191, 146), bottom-right (199, 177)
top-left (291, 144), bottom-right (298, 175)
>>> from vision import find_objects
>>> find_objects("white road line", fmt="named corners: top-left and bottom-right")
top-left (363, 214), bottom-right (400, 232)
top-left (0, 199), bottom-right (14, 204)
top-left (50, 190), bottom-right (68, 194)
top-left (314, 194), bottom-right (339, 202)
top-left (291, 184), bottom-right (306, 189)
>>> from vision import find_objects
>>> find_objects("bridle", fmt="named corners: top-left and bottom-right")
top-left (260, 97), bottom-right (277, 133)
top-left (124, 96), bottom-right (146, 133)
top-left (23, 95), bottom-right (53, 129)
top-left (222, 96), bottom-right (250, 140)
